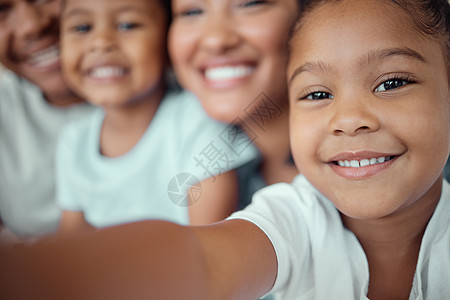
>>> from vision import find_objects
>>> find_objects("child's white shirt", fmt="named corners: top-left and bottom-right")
top-left (56, 90), bottom-right (258, 227)
top-left (0, 71), bottom-right (95, 238)
top-left (229, 175), bottom-right (450, 300)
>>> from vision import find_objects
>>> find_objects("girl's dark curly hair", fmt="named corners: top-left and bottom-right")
top-left (61, 0), bottom-right (172, 25)
top-left (162, 0), bottom-right (172, 25)
top-left (291, 0), bottom-right (450, 68)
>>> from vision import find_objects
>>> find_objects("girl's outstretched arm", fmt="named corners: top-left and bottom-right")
top-left (0, 219), bottom-right (277, 300)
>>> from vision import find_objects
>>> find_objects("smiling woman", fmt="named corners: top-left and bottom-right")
top-left (169, 0), bottom-right (301, 210)
top-left (0, 0), bottom-right (69, 104)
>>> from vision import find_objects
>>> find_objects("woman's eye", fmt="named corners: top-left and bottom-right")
top-left (303, 91), bottom-right (333, 100)
top-left (178, 8), bottom-right (203, 17)
top-left (241, 0), bottom-right (268, 8)
top-left (117, 22), bottom-right (139, 31)
top-left (375, 78), bottom-right (410, 92)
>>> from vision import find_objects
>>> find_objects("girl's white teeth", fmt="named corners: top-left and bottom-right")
top-left (205, 66), bottom-right (254, 81)
top-left (27, 45), bottom-right (59, 68)
top-left (90, 67), bottom-right (125, 79)
top-left (337, 156), bottom-right (393, 168)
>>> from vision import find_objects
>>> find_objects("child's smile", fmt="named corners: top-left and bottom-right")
top-left (61, 0), bottom-right (168, 108)
top-left (85, 65), bottom-right (128, 82)
top-left (327, 151), bottom-right (400, 179)
top-left (288, 0), bottom-right (450, 220)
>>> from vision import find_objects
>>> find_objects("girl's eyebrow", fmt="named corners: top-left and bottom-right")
top-left (288, 47), bottom-right (427, 86)
top-left (358, 47), bottom-right (427, 67)
top-left (63, 5), bottom-right (148, 20)
top-left (114, 5), bottom-right (147, 14)
top-left (288, 61), bottom-right (333, 87)
top-left (63, 8), bottom-right (91, 20)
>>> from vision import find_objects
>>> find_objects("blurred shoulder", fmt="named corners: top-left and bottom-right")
top-left (0, 71), bottom-right (42, 102)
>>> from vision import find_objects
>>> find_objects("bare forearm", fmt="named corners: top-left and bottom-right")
top-left (0, 219), bottom-right (277, 300)
top-left (0, 221), bottom-right (210, 300)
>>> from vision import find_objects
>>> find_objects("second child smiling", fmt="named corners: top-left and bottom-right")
top-left (56, 0), bottom-right (256, 232)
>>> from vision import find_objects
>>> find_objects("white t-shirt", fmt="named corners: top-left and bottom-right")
top-left (230, 175), bottom-right (450, 300)
top-left (56, 90), bottom-right (258, 227)
top-left (0, 71), bottom-right (94, 238)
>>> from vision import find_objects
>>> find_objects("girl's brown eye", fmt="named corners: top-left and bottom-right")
top-left (303, 91), bottom-right (333, 100)
top-left (117, 22), bottom-right (140, 32)
top-left (69, 23), bottom-right (91, 34)
top-left (374, 75), bottom-right (416, 93)
top-left (375, 79), bottom-right (408, 92)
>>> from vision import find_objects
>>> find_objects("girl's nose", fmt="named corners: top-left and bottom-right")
top-left (88, 28), bottom-right (117, 53)
top-left (327, 96), bottom-right (381, 136)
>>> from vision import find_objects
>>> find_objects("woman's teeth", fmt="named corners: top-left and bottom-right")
top-left (27, 45), bottom-right (60, 68)
top-left (337, 156), bottom-right (393, 168)
top-left (89, 66), bottom-right (125, 79)
top-left (205, 65), bottom-right (254, 81)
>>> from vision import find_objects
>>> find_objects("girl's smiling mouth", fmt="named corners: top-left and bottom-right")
top-left (335, 155), bottom-right (395, 168)
top-left (327, 151), bottom-right (402, 179)
top-left (84, 65), bottom-right (129, 83)
top-left (89, 66), bottom-right (127, 79)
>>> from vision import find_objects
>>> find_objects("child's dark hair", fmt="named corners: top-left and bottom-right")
top-left (290, 0), bottom-right (450, 70)
top-left (60, 0), bottom-right (172, 25)
top-left (162, 0), bottom-right (172, 25)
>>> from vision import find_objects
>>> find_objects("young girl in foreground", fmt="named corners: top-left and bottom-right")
top-left (0, 0), bottom-right (449, 299)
